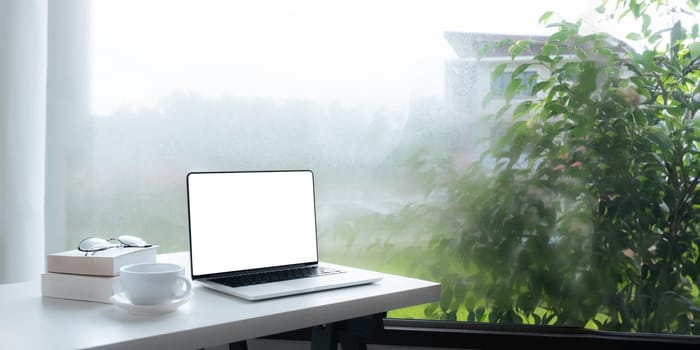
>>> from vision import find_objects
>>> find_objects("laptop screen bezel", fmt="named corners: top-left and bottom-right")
top-left (186, 169), bottom-right (321, 281)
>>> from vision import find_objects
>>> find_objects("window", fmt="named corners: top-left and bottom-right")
top-left (47, 0), bottom-right (700, 344)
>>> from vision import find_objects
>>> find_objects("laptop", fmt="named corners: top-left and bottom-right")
top-left (186, 170), bottom-right (382, 301)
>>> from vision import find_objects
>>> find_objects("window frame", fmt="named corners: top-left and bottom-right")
top-left (263, 318), bottom-right (700, 348)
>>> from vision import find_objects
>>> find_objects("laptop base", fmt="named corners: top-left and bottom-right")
top-left (196, 263), bottom-right (382, 301)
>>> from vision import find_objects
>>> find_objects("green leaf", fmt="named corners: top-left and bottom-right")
top-left (513, 101), bottom-right (534, 119)
top-left (630, 0), bottom-right (640, 18)
top-left (626, 32), bottom-right (643, 41)
top-left (648, 33), bottom-right (663, 44)
top-left (496, 39), bottom-right (513, 49)
top-left (577, 61), bottom-right (598, 97)
top-left (645, 128), bottom-right (674, 151)
top-left (690, 42), bottom-right (700, 58)
top-left (542, 43), bottom-right (555, 56)
top-left (527, 72), bottom-right (539, 86)
top-left (539, 11), bottom-right (554, 24)
top-left (549, 31), bottom-right (569, 43)
top-left (545, 102), bottom-right (569, 116)
top-left (595, 47), bottom-right (613, 58)
top-left (642, 14), bottom-right (651, 36)
top-left (624, 61), bottom-right (643, 76)
top-left (509, 40), bottom-right (530, 60)
top-left (477, 42), bottom-right (493, 60)
top-left (595, 4), bottom-right (606, 13)
top-left (532, 80), bottom-right (552, 95)
top-left (620, 7), bottom-right (632, 20)
top-left (512, 64), bottom-right (531, 79)
top-left (505, 78), bottom-right (521, 103)
top-left (533, 54), bottom-right (553, 64)
top-left (492, 63), bottom-right (507, 82)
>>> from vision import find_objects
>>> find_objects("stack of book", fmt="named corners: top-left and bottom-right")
top-left (41, 246), bottom-right (158, 303)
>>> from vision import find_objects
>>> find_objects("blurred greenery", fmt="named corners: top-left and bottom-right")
top-left (325, 0), bottom-right (700, 335)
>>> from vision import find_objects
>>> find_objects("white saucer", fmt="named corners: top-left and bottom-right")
top-left (110, 291), bottom-right (193, 315)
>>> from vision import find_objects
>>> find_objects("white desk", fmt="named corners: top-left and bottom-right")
top-left (0, 252), bottom-right (440, 350)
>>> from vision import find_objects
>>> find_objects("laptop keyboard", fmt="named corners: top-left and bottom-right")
top-left (213, 265), bottom-right (345, 288)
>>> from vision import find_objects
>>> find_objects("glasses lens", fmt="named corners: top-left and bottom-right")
top-left (117, 235), bottom-right (149, 247)
top-left (78, 237), bottom-right (112, 252)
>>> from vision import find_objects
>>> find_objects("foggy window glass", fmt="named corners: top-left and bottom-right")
top-left (55, 0), bottom-right (700, 336)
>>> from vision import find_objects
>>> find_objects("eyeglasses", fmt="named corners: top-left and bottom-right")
top-left (77, 235), bottom-right (152, 256)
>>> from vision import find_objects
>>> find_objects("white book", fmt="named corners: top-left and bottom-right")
top-left (41, 272), bottom-right (121, 304)
top-left (46, 246), bottom-right (158, 276)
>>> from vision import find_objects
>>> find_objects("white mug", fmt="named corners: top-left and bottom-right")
top-left (119, 263), bottom-right (192, 305)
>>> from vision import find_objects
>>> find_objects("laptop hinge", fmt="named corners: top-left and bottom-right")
top-left (198, 262), bottom-right (318, 280)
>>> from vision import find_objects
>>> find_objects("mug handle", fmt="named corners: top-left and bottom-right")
top-left (173, 276), bottom-right (193, 300)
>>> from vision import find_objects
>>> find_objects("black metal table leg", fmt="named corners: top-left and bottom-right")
top-left (310, 312), bottom-right (386, 350)
top-left (311, 323), bottom-right (340, 350)
top-left (228, 340), bottom-right (248, 350)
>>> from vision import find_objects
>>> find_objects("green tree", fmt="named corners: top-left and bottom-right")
top-left (399, 0), bottom-right (700, 334)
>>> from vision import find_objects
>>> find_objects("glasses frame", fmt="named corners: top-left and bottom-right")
top-left (77, 236), bottom-right (152, 256)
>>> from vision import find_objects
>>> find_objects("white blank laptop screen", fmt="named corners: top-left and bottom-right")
top-left (187, 171), bottom-right (319, 277)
